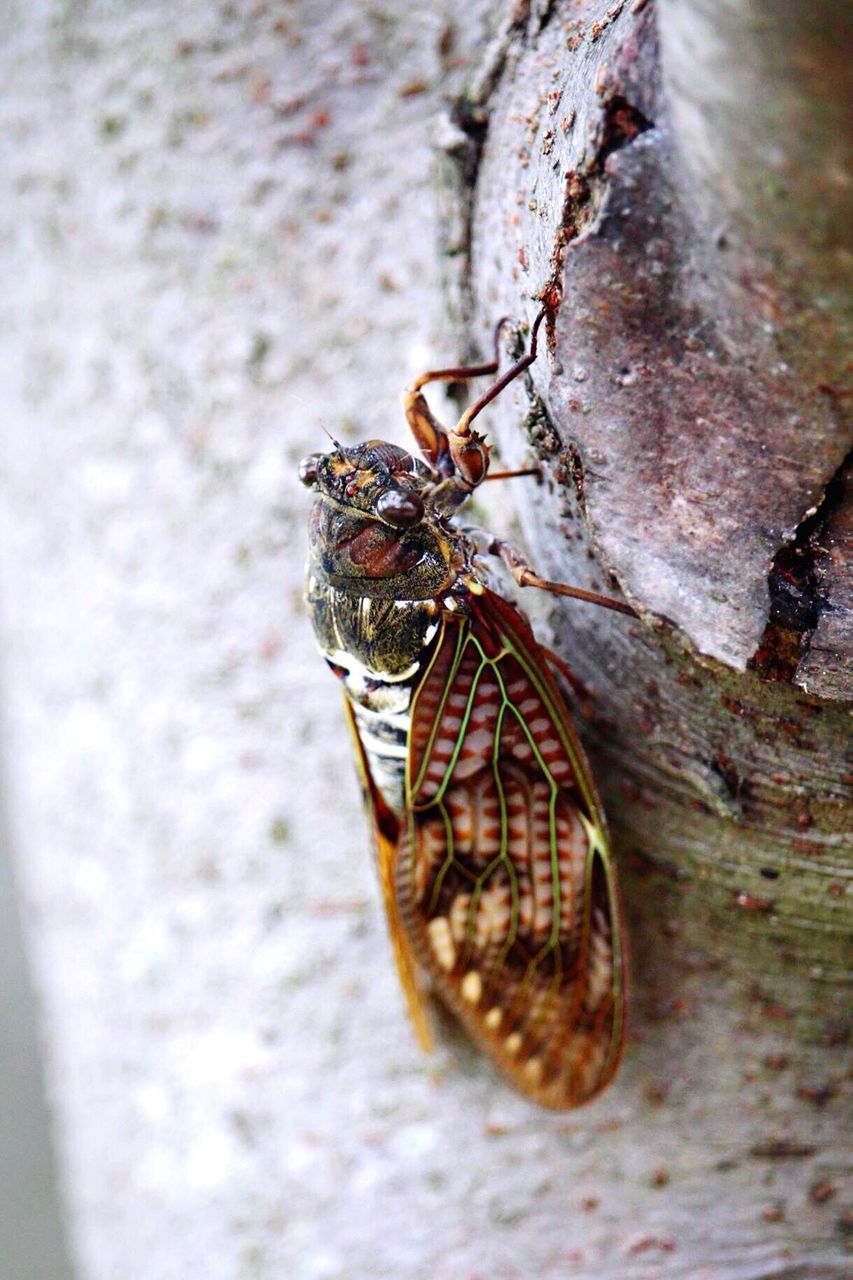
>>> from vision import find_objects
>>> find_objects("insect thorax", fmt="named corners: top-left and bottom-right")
top-left (304, 491), bottom-right (457, 674)
top-left (304, 488), bottom-right (464, 812)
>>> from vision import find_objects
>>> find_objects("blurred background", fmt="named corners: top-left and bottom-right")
top-left (0, 4), bottom-right (569, 1279)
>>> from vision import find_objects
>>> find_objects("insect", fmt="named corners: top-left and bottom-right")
top-left (299, 311), bottom-right (633, 1108)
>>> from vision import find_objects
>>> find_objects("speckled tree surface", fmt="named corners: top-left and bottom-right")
top-left (0, 1), bottom-right (849, 1279)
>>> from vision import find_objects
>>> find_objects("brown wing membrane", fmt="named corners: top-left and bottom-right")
top-left (397, 587), bottom-right (627, 1108)
top-left (340, 696), bottom-right (433, 1052)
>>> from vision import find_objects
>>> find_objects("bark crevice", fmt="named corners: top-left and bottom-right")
top-left (750, 448), bottom-right (853, 687)
top-left (543, 94), bottom-right (655, 316)
top-left (597, 93), bottom-right (653, 168)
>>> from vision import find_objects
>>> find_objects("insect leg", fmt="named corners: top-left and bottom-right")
top-left (483, 467), bottom-right (541, 483)
top-left (402, 317), bottom-right (512, 475)
top-left (454, 310), bottom-right (547, 438)
top-left (441, 309), bottom-right (548, 493)
top-left (490, 537), bottom-right (637, 617)
top-left (404, 313), bottom-right (542, 479)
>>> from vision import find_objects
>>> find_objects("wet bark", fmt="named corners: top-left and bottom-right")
top-left (440, 0), bottom-right (851, 1270)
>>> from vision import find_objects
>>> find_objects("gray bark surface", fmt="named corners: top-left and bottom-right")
top-left (0, 2), bottom-right (849, 1279)
top-left (446, 0), bottom-right (852, 1273)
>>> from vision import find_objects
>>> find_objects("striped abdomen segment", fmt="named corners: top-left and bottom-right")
top-left (328, 604), bottom-right (439, 814)
top-left (348, 688), bottom-right (411, 814)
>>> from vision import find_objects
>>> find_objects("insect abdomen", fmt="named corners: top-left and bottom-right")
top-left (348, 689), bottom-right (412, 814)
top-left (306, 586), bottom-right (441, 813)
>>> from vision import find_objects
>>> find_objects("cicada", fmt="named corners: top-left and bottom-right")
top-left (299, 312), bottom-right (631, 1108)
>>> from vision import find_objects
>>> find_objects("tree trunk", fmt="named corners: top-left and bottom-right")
top-left (3, 1), bottom-right (848, 1275)
top-left (441, 0), bottom-right (851, 1270)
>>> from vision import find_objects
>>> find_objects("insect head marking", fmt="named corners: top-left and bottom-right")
top-left (299, 439), bottom-right (437, 530)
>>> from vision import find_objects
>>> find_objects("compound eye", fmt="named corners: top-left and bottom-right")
top-left (298, 453), bottom-right (323, 487)
top-left (375, 487), bottom-right (425, 528)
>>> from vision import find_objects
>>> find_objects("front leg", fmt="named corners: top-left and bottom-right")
top-left (440, 308), bottom-right (548, 501)
top-left (402, 381), bottom-right (490, 513)
top-left (490, 537), bottom-right (637, 617)
top-left (402, 311), bottom-right (547, 501)
top-left (402, 372), bottom-right (494, 483)
top-left (402, 320), bottom-right (510, 475)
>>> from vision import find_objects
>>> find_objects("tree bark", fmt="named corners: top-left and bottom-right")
top-left (4, 1), bottom-right (848, 1274)
top-left (441, 0), bottom-right (851, 1269)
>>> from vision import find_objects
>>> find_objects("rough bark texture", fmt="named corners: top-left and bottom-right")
top-left (439, 0), bottom-right (851, 1272)
top-left (1, 2), bottom-right (849, 1279)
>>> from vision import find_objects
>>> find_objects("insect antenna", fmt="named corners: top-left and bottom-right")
top-left (319, 423), bottom-right (344, 450)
